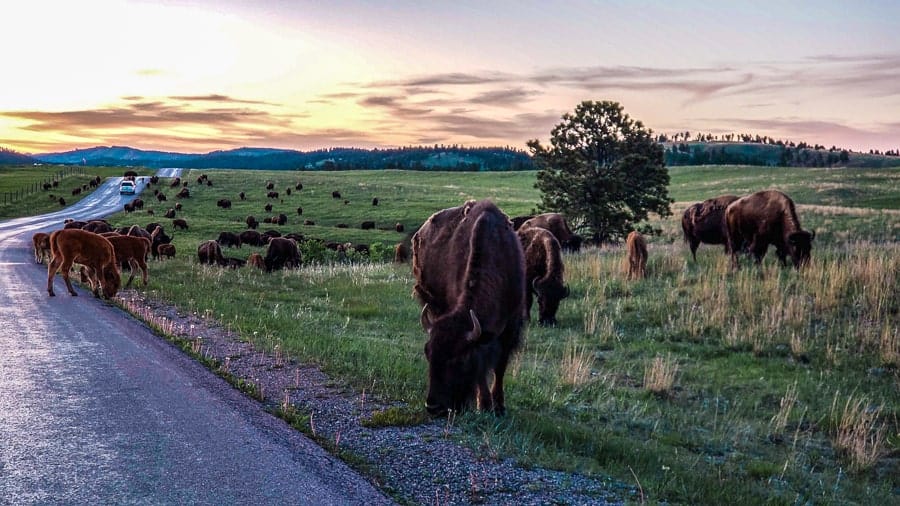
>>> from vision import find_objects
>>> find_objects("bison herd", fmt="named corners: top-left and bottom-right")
top-left (39, 173), bottom-right (815, 419)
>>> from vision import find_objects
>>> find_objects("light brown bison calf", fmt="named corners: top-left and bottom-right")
top-left (106, 235), bottom-right (151, 287)
top-left (47, 229), bottom-right (121, 298)
top-left (32, 232), bottom-right (51, 264)
top-left (625, 231), bottom-right (648, 280)
top-left (247, 252), bottom-right (265, 270)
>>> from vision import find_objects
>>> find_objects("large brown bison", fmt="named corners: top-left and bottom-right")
top-left (197, 240), bottom-right (224, 265)
top-left (32, 232), bottom-right (51, 264)
top-left (217, 231), bottom-right (242, 248)
top-left (264, 237), bottom-right (301, 272)
top-left (518, 213), bottom-right (582, 252)
top-left (681, 194), bottom-right (739, 261)
top-left (106, 235), bottom-right (151, 287)
top-left (239, 230), bottom-right (266, 247)
top-left (517, 227), bottom-right (569, 326)
top-left (47, 229), bottom-right (121, 298)
top-left (625, 231), bottom-right (648, 280)
top-left (725, 190), bottom-right (815, 270)
top-left (412, 200), bottom-right (525, 416)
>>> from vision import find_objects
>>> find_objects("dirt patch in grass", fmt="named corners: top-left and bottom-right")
top-left (119, 289), bottom-right (632, 505)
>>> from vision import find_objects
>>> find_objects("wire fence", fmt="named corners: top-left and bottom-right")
top-left (1, 166), bottom-right (86, 205)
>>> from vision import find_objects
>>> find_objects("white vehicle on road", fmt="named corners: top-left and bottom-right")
top-left (119, 180), bottom-right (136, 195)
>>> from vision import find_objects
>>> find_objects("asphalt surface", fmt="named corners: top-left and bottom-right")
top-left (0, 170), bottom-right (391, 505)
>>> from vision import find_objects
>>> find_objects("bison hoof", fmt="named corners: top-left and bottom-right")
top-left (48, 290), bottom-right (55, 297)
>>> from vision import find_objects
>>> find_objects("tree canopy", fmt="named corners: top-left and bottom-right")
top-left (529, 100), bottom-right (673, 243)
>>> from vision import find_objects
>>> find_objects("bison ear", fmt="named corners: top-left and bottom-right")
top-left (420, 304), bottom-right (434, 332)
top-left (465, 309), bottom-right (482, 343)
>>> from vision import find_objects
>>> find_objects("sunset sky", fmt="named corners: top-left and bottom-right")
top-left (2, 0), bottom-right (899, 154)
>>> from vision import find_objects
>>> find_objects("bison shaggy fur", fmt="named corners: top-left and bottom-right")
top-left (518, 213), bottom-right (582, 252)
top-left (106, 234), bottom-right (151, 287)
top-left (625, 231), bottom-right (648, 280)
top-left (47, 229), bottom-right (121, 299)
top-left (197, 240), bottom-right (224, 266)
top-left (264, 237), bottom-right (301, 272)
top-left (725, 190), bottom-right (814, 270)
top-left (412, 200), bottom-right (525, 416)
top-left (518, 227), bottom-right (569, 326)
top-left (681, 194), bottom-right (739, 261)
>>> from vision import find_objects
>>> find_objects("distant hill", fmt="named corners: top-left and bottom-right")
top-left (0, 147), bottom-right (36, 165)
top-left (665, 142), bottom-right (900, 168)
top-left (34, 145), bottom-right (533, 171)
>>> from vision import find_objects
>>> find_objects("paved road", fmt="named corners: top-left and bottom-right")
top-left (0, 170), bottom-right (391, 505)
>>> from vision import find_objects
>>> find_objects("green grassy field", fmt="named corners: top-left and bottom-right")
top-left (59, 166), bottom-right (900, 504)
top-left (0, 165), bottom-right (150, 219)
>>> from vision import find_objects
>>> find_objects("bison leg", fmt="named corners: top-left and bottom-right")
top-left (46, 254), bottom-right (64, 296)
top-left (123, 259), bottom-right (138, 288)
top-left (689, 239), bottom-right (699, 262)
top-left (137, 258), bottom-right (149, 286)
top-left (476, 375), bottom-right (493, 412)
top-left (59, 259), bottom-right (79, 296)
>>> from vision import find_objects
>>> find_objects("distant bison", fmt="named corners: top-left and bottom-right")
top-left (47, 229), bottom-right (120, 299)
top-left (58, 197), bottom-right (66, 206)
top-left (295, 182), bottom-right (303, 191)
top-left (239, 230), bottom-right (266, 247)
top-left (217, 198), bottom-right (232, 209)
top-left (164, 208), bottom-right (176, 219)
top-left (303, 220), bottom-right (315, 226)
top-left (172, 218), bottom-right (188, 230)
top-left (158, 243), bottom-right (176, 259)
top-left (264, 237), bottom-right (301, 272)
top-left (239, 191), bottom-right (246, 201)
top-left (156, 193), bottom-right (167, 202)
top-left (361, 221), bottom-right (375, 230)
top-left (372, 197), bottom-right (379, 206)
top-left (264, 203), bottom-right (273, 212)
top-left (296, 207), bottom-right (303, 216)
top-left (266, 182), bottom-right (275, 190)
top-left (395, 223), bottom-right (405, 233)
top-left (246, 215), bottom-right (259, 229)
top-left (332, 191), bottom-right (341, 199)
top-left (518, 226), bottom-right (569, 326)
top-left (394, 243), bottom-right (409, 263)
top-left (681, 194), bottom-right (739, 261)
top-left (176, 187), bottom-right (190, 199)
top-left (197, 240), bottom-right (224, 266)
top-left (267, 191), bottom-right (279, 199)
top-left (412, 200), bottom-right (525, 416)
top-left (625, 231), bottom-right (648, 280)
top-left (518, 213), bottom-right (582, 252)
top-left (247, 252), bottom-right (265, 270)
top-left (217, 231), bottom-right (242, 248)
top-left (725, 190), bottom-right (814, 270)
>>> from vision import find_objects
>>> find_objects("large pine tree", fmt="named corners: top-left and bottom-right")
top-left (529, 100), bottom-right (673, 243)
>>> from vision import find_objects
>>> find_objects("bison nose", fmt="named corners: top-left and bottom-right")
top-left (425, 402), bottom-right (447, 417)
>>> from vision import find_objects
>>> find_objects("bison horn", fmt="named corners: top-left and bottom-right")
top-left (466, 309), bottom-right (482, 342)
top-left (420, 304), bottom-right (434, 332)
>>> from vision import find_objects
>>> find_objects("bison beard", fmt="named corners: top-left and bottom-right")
top-left (412, 200), bottom-right (525, 417)
top-left (725, 190), bottom-right (814, 270)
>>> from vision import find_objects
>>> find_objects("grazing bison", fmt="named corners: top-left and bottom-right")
top-left (145, 222), bottom-right (162, 235)
top-left (42, 182), bottom-right (52, 191)
top-left (361, 221), bottom-right (375, 230)
top-left (395, 223), bottom-right (405, 233)
top-left (175, 202), bottom-right (182, 211)
top-left (127, 225), bottom-right (152, 241)
top-left (264, 237), bottom-right (301, 272)
top-left (518, 213), bottom-right (582, 252)
top-left (217, 231), bottom-right (242, 248)
top-left (170, 177), bottom-right (181, 188)
top-left (517, 227), bottom-right (569, 326)
top-left (158, 243), bottom-right (176, 259)
top-left (47, 229), bottom-right (120, 298)
top-left (163, 208), bottom-right (176, 219)
top-left (372, 197), bottom-right (379, 206)
top-left (149, 175), bottom-right (159, 184)
top-left (106, 235), bottom-right (151, 287)
top-left (412, 200), bottom-right (525, 416)
top-left (296, 207), bottom-right (303, 216)
top-left (332, 191), bottom-right (341, 199)
top-left (625, 231), bottom-right (648, 280)
top-left (197, 240), bottom-right (224, 266)
top-left (176, 187), bottom-right (190, 199)
top-left (156, 193), bottom-right (167, 202)
top-left (172, 218), bottom-right (188, 230)
top-left (239, 230), bottom-right (266, 247)
top-left (71, 187), bottom-right (82, 196)
top-left (239, 191), bottom-right (246, 201)
top-left (394, 242), bottom-right (409, 263)
top-left (83, 220), bottom-right (113, 234)
top-left (132, 198), bottom-right (144, 210)
top-left (276, 213), bottom-right (288, 226)
top-left (261, 229), bottom-right (282, 242)
top-left (295, 182), bottom-right (303, 191)
top-left (64, 220), bottom-right (87, 230)
top-left (222, 257), bottom-right (246, 269)
top-left (32, 232), bottom-right (51, 264)
top-left (58, 197), bottom-right (66, 206)
top-left (725, 190), bottom-right (815, 270)
top-left (150, 227), bottom-right (172, 260)
top-left (217, 198), bottom-right (232, 209)
top-left (336, 223), bottom-right (348, 229)
top-left (266, 182), bottom-right (275, 190)
top-left (303, 220), bottom-right (315, 226)
top-left (205, 179), bottom-right (213, 187)
top-left (681, 194), bottom-right (739, 261)
top-left (267, 191), bottom-right (279, 199)
top-left (286, 188), bottom-right (292, 196)
top-left (246, 215), bottom-right (259, 229)
top-left (247, 252), bottom-right (265, 270)
top-left (264, 203), bottom-right (273, 213)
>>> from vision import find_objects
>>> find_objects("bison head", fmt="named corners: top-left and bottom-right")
top-left (787, 230), bottom-right (814, 268)
top-left (534, 278), bottom-right (570, 326)
top-left (421, 306), bottom-right (497, 417)
top-left (101, 263), bottom-right (121, 299)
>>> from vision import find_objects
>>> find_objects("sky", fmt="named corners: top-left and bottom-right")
top-left (1, 0), bottom-right (899, 154)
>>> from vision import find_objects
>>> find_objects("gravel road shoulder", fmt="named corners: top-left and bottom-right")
top-left (118, 290), bottom-right (633, 505)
